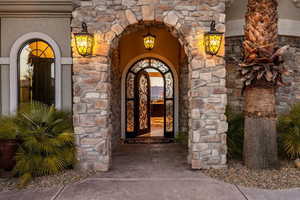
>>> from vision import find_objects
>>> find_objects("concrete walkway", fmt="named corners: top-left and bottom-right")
top-left (1, 144), bottom-right (299, 200)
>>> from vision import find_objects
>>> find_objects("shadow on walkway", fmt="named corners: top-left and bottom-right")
top-left (1, 144), bottom-right (300, 200)
top-left (57, 144), bottom-right (246, 200)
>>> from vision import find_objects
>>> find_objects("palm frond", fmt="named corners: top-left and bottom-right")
top-left (278, 103), bottom-right (300, 159)
top-left (12, 102), bottom-right (76, 187)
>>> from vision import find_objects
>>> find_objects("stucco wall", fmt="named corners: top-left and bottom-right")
top-left (226, 0), bottom-right (300, 37)
top-left (227, 0), bottom-right (300, 21)
top-left (0, 17), bottom-right (72, 113)
top-left (118, 25), bottom-right (182, 73)
top-left (1, 18), bottom-right (71, 57)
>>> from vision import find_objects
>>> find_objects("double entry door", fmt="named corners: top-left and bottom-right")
top-left (125, 58), bottom-right (174, 138)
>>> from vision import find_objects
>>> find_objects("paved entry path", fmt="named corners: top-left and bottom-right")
top-left (1, 144), bottom-right (300, 200)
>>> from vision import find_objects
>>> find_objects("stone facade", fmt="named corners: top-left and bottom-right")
top-left (179, 56), bottom-right (189, 133)
top-left (110, 48), bottom-right (122, 148)
top-left (72, 0), bottom-right (228, 171)
top-left (226, 36), bottom-right (300, 114)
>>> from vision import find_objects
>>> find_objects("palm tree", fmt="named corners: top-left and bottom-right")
top-left (240, 0), bottom-right (289, 169)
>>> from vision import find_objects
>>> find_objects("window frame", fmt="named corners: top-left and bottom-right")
top-left (9, 32), bottom-right (62, 114)
top-left (17, 39), bottom-right (56, 107)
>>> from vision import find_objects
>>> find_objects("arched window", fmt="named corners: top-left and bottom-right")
top-left (18, 40), bottom-right (55, 108)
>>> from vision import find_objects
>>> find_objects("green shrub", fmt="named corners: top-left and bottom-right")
top-left (0, 116), bottom-right (18, 140)
top-left (13, 102), bottom-right (76, 187)
top-left (277, 103), bottom-right (300, 159)
top-left (175, 131), bottom-right (188, 146)
top-left (226, 106), bottom-right (244, 160)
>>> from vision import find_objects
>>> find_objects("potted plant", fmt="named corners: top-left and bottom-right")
top-left (0, 116), bottom-right (19, 170)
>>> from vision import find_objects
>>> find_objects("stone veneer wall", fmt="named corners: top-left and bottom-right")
top-left (226, 36), bottom-right (300, 114)
top-left (110, 47), bottom-right (122, 149)
top-left (72, 0), bottom-right (228, 171)
top-left (179, 56), bottom-right (189, 133)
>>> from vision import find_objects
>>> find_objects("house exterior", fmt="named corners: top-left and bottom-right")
top-left (226, 0), bottom-right (300, 114)
top-left (0, 0), bottom-right (73, 114)
top-left (0, 0), bottom-right (299, 172)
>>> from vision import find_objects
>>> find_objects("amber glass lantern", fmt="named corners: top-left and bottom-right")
top-left (204, 20), bottom-right (223, 56)
top-left (74, 22), bottom-right (94, 57)
top-left (143, 27), bottom-right (156, 51)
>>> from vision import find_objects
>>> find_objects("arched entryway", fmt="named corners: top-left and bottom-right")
top-left (108, 22), bottom-right (189, 149)
top-left (72, 6), bottom-right (228, 171)
top-left (124, 58), bottom-right (175, 139)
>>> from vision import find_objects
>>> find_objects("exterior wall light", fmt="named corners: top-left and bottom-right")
top-left (143, 26), bottom-right (156, 51)
top-left (74, 22), bottom-right (94, 57)
top-left (204, 20), bottom-right (224, 56)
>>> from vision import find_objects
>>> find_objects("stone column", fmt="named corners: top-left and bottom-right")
top-left (73, 56), bottom-right (112, 171)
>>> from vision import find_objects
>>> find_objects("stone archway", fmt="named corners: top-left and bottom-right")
top-left (72, 3), bottom-right (228, 171)
top-left (108, 22), bottom-right (188, 151)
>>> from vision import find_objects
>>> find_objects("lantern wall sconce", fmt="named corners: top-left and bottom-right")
top-left (74, 22), bottom-right (94, 57)
top-left (143, 26), bottom-right (156, 51)
top-left (204, 20), bottom-right (224, 56)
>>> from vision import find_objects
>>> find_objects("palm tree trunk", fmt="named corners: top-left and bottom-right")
top-left (242, 0), bottom-right (280, 169)
top-left (244, 87), bottom-right (278, 169)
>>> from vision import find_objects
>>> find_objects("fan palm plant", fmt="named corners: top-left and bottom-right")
top-left (226, 107), bottom-right (245, 160)
top-left (0, 116), bottom-right (18, 140)
top-left (13, 102), bottom-right (76, 186)
top-left (240, 0), bottom-right (289, 169)
top-left (278, 103), bottom-right (300, 159)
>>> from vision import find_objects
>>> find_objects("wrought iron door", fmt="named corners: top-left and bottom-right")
top-left (134, 71), bottom-right (151, 136)
top-left (125, 58), bottom-right (174, 138)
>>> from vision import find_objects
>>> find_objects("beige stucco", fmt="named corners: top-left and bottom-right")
top-left (0, 17), bottom-right (72, 114)
top-left (226, 0), bottom-right (247, 21)
top-left (1, 18), bottom-right (71, 57)
top-left (0, 0), bottom-right (72, 17)
top-left (227, 0), bottom-right (300, 21)
top-left (226, 0), bottom-right (300, 37)
top-left (279, 0), bottom-right (300, 20)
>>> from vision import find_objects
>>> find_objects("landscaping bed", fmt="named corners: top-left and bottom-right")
top-left (202, 159), bottom-right (300, 190)
top-left (0, 169), bottom-right (95, 192)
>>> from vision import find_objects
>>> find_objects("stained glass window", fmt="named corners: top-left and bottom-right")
top-left (138, 73), bottom-right (149, 130)
top-left (150, 59), bottom-right (169, 73)
top-left (165, 72), bottom-right (173, 98)
top-left (126, 72), bottom-right (135, 99)
top-left (166, 100), bottom-right (174, 132)
top-left (131, 59), bottom-right (149, 73)
top-left (127, 101), bottom-right (134, 132)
